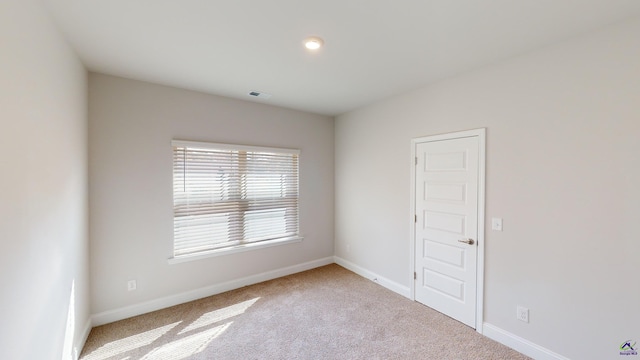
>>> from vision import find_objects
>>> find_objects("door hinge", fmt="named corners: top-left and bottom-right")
top-left (415, 157), bottom-right (418, 165)
top-left (414, 214), bottom-right (417, 223)
top-left (414, 272), bottom-right (417, 280)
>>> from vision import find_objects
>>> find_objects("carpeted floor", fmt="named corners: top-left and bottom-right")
top-left (80, 264), bottom-right (530, 359)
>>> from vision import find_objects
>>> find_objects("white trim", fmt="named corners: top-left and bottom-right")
top-left (168, 236), bottom-right (303, 264)
top-left (409, 139), bottom-right (417, 301)
top-left (73, 318), bottom-right (92, 360)
top-left (409, 128), bottom-right (486, 333)
top-left (483, 323), bottom-right (570, 360)
top-left (171, 139), bottom-right (300, 155)
top-left (476, 128), bottom-right (486, 333)
top-left (334, 256), bottom-right (411, 299)
top-left (91, 256), bottom-right (334, 326)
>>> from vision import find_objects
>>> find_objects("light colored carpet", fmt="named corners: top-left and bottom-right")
top-left (80, 264), bottom-right (530, 360)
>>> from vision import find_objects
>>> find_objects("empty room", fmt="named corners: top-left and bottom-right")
top-left (2, 0), bottom-right (639, 359)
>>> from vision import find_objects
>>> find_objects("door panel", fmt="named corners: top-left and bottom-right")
top-left (424, 240), bottom-right (465, 267)
top-left (415, 136), bottom-right (479, 328)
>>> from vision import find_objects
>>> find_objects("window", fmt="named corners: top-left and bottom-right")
top-left (172, 140), bottom-right (300, 259)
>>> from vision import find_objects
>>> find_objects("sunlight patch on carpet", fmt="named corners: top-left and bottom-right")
top-left (82, 322), bottom-right (181, 360)
top-left (178, 297), bottom-right (259, 335)
top-left (141, 322), bottom-right (232, 360)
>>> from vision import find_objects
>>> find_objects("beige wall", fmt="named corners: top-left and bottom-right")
top-left (335, 18), bottom-right (640, 360)
top-left (0, 0), bottom-right (89, 359)
top-left (88, 74), bottom-right (334, 316)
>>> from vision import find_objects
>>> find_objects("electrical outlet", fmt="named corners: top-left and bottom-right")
top-left (517, 305), bottom-right (529, 323)
top-left (127, 280), bottom-right (137, 291)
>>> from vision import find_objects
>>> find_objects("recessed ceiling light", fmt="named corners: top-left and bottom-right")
top-left (304, 37), bottom-right (324, 50)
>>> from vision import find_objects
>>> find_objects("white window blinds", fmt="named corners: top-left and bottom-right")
top-left (172, 140), bottom-right (300, 257)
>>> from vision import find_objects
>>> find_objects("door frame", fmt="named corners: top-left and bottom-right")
top-left (409, 128), bottom-right (486, 334)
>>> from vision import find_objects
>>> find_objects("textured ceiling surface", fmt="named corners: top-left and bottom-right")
top-left (42, 0), bottom-right (640, 115)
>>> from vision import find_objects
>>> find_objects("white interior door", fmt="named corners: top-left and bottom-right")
top-left (414, 134), bottom-right (481, 328)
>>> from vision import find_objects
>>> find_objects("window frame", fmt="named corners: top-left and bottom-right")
top-left (169, 140), bottom-right (302, 264)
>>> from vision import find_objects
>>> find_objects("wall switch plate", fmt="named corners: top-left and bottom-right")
top-left (517, 305), bottom-right (529, 323)
top-left (127, 280), bottom-right (137, 291)
top-left (491, 218), bottom-right (503, 231)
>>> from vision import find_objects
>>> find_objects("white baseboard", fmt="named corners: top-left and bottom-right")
top-left (91, 257), bottom-right (334, 326)
top-left (333, 256), bottom-right (411, 299)
top-left (483, 323), bottom-right (570, 360)
top-left (73, 318), bottom-right (92, 360)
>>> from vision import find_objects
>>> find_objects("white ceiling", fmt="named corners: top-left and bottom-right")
top-left (42, 0), bottom-right (640, 116)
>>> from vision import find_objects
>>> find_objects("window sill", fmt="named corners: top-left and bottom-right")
top-left (168, 236), bottom-right (303, 265)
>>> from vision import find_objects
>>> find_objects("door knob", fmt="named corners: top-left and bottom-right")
top-left (458, 238), bottom-right (475, 245)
